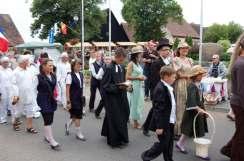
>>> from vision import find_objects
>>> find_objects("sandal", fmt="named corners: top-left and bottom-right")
top-left (26, 128), bottom-right (38, 134)
top-left (13, 123), bottom-right (21, 131)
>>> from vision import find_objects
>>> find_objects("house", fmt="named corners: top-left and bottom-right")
top-left (0, 14), bottom-right (24, 46)
top-left (121, 18), bottom-right (200, 44)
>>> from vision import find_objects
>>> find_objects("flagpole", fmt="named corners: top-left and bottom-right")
top-left (81, 0), bottom-right (85, 70)
top-left (108, 0), bottom-right (112, 56)
top-left (199, 0), bottom-right (203, 65)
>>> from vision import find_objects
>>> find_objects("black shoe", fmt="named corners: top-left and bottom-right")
top-left (95, 114), bottom-right (102, 119)
top-left (143, 130), bottom-right (150, 137)
top-left (141, 152), bottom-right (150, 161)
top-left (7, 110), bottom-right (11, 116)
top-left (65, 123), bottom-right (69, 136)
top-left (44, 137), bottom-right (50, 143)
top-left (51, 144), bottom-right (61, 151)
top-left (174, 135), bottom-right (180, 141)
top-left (220, 146), bottom-right (231, 158)
top-left (76, 135), bottom-right (86, 141)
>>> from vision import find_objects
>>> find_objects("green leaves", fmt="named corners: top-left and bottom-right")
top-left (30, 0), bottom-right (106, 44)
top-left (204, 22), bottom-right (244, 43)
top-left (122, 0), bottom-right (183, 41)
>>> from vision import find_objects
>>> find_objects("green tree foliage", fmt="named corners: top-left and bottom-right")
top-left (204, 22), bottom-right (243, 43)
top-left (217, 40), bottom-right (231, 52)
top-left (172, 38), bottom-right (180, 50)
top-left (185, 36), bottom-right (193, 47)
top-left (30, 0), bottom-right (106, 44)
top-left (122, 0), bottom-right (183, 41)
top-left (227, 21), bottom-right (244, 43)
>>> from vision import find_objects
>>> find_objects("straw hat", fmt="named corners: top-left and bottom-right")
top-left (178, 41), bottom-right (190, 49)
top-left (131, 46), bottom-right (144, 54)
top-left (189, 65), bottom-right (207, 77)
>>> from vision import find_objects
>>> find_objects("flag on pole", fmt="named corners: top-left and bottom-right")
top-left (60, 22), bottom-right (67, 35)
top-left (0, 31), bottom-right (9, 53)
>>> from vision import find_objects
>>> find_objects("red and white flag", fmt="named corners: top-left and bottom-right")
top-left (0, 32), bottom-right (9, 53)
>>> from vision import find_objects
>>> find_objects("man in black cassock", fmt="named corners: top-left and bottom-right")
top-left (101, 47), bottom-right (130, 148)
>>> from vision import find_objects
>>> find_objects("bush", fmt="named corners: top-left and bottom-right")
top-left (220, 52), bottom-right (231, 62)
top-left (188, 52), bottom-right (199, 61)
top-left (173, 38), bottom-right (180, 50)
top-left (217, 40), bottom-right (231, 52)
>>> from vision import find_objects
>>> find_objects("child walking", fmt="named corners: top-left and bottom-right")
top-left (141, 66), bottom-right (176, 161)
top-left (65, 59), bottom-right (86, 141)
top-left (176, 65), bottom-right (209, 160)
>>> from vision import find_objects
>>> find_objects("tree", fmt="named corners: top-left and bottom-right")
top-left (185, 36), bottom-right (193, 47)
top-left (204, 22), bottom-right (243, 43)
top-left (227, 21), bottom-right (243, 43)
top-left (217, 40), bottom-right (231, 52)
top-left (30, 0), bottom-right (106, 44)
top-left (204, 24), bottom-right (228, 43)
top-left (121, 0), bottom-right (183, 41)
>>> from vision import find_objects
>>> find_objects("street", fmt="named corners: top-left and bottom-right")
top-left (0, 88), bottom-right (233, 161)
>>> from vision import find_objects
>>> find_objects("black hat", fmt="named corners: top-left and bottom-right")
top-left (157, 38), bottom-right (172, 51)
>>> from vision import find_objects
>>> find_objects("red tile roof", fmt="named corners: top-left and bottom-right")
top-left (121, 19), bottom-right (200, 41)
top-left (166, 19), bottom-right (200, 39)
top-left (0, 14), bottom-right (24, 46)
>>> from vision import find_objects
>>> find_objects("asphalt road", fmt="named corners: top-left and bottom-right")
top-left (0, 89), bottom-right (233, 161)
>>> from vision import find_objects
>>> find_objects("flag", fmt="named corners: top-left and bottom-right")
top-left (49, 28), bottom-right (55, 44)
top-left (0, 32), bottom-right (9, 53)
top-left (60, 22), bottom-right (67, 35)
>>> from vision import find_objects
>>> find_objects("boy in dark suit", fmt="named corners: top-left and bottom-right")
top-left (141, 66), bottom-right (176, 161)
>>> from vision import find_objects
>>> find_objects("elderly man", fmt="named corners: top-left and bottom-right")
top-left (0, 57), bottom-right (13, 124)
top-left (208, 54), bottom-right (227, 79)
top-left (12, 55), bottom-right (38, 133)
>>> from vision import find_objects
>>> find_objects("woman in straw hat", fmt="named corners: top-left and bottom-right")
top-left (220, 33), bottom-right (244, 161)
top-left (172, 41), bottom-right (193, 139)
top-left (176, 65), bottom-right (209, 160)
top-left (126, 46), bottom-right (145, 129)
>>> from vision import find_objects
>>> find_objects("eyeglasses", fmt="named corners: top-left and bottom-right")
top-left (212, 57), bottom-right (217, 59)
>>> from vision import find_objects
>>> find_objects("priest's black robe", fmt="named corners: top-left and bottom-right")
top-left (101, 62), bottom-right (130, 147)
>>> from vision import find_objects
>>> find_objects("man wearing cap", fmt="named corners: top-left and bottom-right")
top-left (142, 41), bottom-right (159, 100)
top-left (56, 52), bottom-right (71, 108)
top-left (142, 38), bottom-right (173, 136)
top-left (12, 55), bottom-right (38, 133)
top-left (0, 57), bottom-right (13, 124)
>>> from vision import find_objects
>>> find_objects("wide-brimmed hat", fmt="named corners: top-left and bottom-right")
top-left (157, 38), bottom-right (172, 51)
top-left (131, 46), bottom-right (144, 54)
top-left (189, 65), bottom-right (207, 78)
top-left (177, 41), bottom-right (190, 49)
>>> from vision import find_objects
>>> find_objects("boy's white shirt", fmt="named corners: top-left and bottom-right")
top-left (161, 80), bottom-right (176, 124)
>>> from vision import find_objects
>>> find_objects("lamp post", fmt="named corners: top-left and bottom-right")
top-left (199, 0), bottom-right (203, 65)
top-left (81, 0), bottom-right (85, 70)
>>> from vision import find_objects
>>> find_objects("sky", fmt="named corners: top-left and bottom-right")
top-left (0, 0), bottom-right (244, 42)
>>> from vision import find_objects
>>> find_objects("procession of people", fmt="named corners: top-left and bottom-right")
top-left (0, 34), bottom-right (243, 161)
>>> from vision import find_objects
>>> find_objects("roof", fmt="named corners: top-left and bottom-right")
top-left (65, 42), bottom-right (92, 48)
top-left (92, 42), bottom-right (116, 47)
top-left (0, 14), bottom-right (24, 46)
top-left (120, 23), bottom-right (135, 42)
top-left (116, 42), bottom-right (136, 46)
top-left (166, 19), bottom-right (200, 39)
top-left (121, 19), bottom-right (200, 41)
top-left (15, 42), bottom-right (62, 49)
top-left (190, 23), bottom-right (208, 35)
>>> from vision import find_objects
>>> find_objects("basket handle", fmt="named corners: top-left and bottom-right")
top-left (193, 111), bottom-right (216, 141)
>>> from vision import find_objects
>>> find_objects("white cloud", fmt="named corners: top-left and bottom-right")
top-left (0, 0), bottom-right (243, 42)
